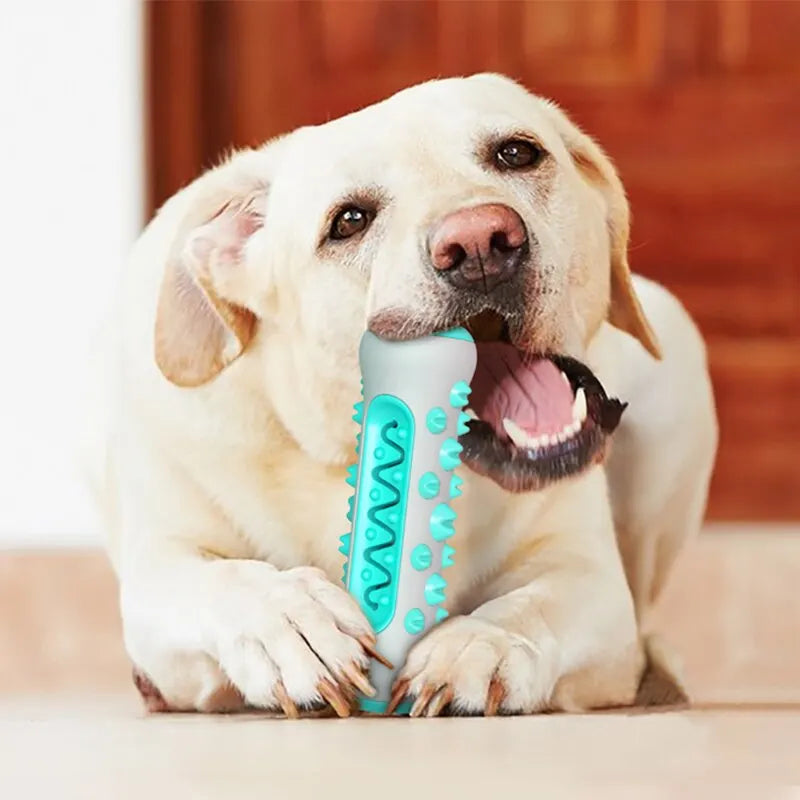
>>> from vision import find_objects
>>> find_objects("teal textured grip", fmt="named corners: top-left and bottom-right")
top-left (346, 395), bottom-right (414, 633)
top-left (341, 327), bottom-right (477, 714)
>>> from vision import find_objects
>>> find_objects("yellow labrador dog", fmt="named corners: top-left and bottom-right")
top-left (93, 74), bottom-right (717, 716)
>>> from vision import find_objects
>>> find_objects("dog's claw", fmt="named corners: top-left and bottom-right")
top-left (358, 635), bottom-right (393, 669)
top-left (485, 675), bottom-right (506, 716)
top-left (273, 680), bottom-right (299, 719)
top-left (132, 667), bottom-right (171, 713)
top-left (386, 678), bottom-right (410, 715)
top-left (410, 683), bottom-right (439, 718)
top-left (426, 685), bottom-right (454, 717)
top-left (317, 677), bottom-right (352, 717)
top-left (340, 661), bottom-right (377, 697)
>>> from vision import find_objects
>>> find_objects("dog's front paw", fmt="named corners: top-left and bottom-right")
top-left (125, 562), bottom-right (390, 716)
top-left (389, 616), bottom-right (559, 716)
top-left (209, 564), bottom-right (399, 716)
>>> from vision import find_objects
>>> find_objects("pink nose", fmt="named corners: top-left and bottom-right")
top-left (429, 203), bottom-right (528, 292)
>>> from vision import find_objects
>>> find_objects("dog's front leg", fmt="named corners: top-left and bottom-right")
top-left (121, 553), bottom-right (387, 716)
top-left (391, 485), bottom-right (642, 716)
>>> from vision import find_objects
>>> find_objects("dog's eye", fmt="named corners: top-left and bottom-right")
top-left (330, 206), bottom-right (371, 240)
top-left (495, 139), bottom-right (543, 170)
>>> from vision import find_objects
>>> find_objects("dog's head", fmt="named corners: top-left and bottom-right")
top-left (153, 74), bottom-right (659, 490)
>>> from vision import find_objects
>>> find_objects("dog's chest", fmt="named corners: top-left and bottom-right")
top-left (227, 455), bottom-right (548, 611)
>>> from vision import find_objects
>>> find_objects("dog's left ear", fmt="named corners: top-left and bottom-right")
top-left (155, 151), bottom-right (270, 387)
top-left (544, 102), bottom-right (662, 359)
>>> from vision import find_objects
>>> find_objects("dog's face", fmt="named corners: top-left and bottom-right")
top-left (154, 74), bottom-right (659, 490)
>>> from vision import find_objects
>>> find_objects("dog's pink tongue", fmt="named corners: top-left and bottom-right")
top-left (470, 343), bottom-right (574, 439)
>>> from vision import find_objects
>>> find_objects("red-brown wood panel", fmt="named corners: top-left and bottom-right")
top-left (145, 0), bottom-right (800, 520)
top-left (146, 0), bottom-right (204, 211)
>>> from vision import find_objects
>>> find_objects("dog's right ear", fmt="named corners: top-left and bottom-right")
top-left (540, 100), bottom-right (661, 359)
top-left (154, 152), bottom-right (269, 387)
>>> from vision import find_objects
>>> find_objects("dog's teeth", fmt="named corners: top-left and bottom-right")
top-left (560, 371), bottom-right (571, 388)
top-left (556, 431), bottom-right (567, 443)
top-left (561, 419), bottom-right (580, 438)
top-left (572, 388), bottom-right (587, 422)
top-left (464, 407), bottom-right (478, 420)
top-left (502, 418), bottom-right (529, 449)
top-left (540, 434), bottom-right (552, 447)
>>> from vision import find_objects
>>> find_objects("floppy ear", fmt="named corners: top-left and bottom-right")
top-left (543, 102), bottom-right (661, 359)
top-left (154, 158), bottom-right (268, 387)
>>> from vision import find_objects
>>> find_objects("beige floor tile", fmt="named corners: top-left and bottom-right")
top-left (1, 696), bottom-right (799, 796)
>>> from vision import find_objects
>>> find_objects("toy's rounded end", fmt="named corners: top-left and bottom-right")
top-left (432, 326), bottom-right (474, 343)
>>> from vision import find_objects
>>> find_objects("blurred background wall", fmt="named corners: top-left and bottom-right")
top-left (0, 1), bottom-right (142, 546)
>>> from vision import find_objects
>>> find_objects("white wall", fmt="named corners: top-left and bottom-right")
top-left (0, 1), bottom-right (143, 547)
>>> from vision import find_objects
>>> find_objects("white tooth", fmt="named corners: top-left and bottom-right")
top-left (540, 434), bottom-right (552, 447)
top-left (556, 432), bottom-right (567, 443)
top-left (572, 388), bottom-right (587, 422)
top-left (502, 418), bottom-right (528, 449)
top-left (560, 421), bottom-right (574, 437)
top-left (561, 371), bottom-right (571, 388)
top-left (528, 435), bottom-right (544, 450)
top-left (569, 420), bottom-right (581, 435)
top-left (464, 407), bottom-right (478, 420)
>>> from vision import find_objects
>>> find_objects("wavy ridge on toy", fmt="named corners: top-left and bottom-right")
top-left (362, 421), bottom-right (405, 611)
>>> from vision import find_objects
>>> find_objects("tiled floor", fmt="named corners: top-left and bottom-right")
top-left (1, 526), bottom-right (799, 794)
top-left (1, 696), bottom-right (799, 797)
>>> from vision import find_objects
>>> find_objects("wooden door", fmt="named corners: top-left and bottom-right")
top-left (146, 0), bottom-right (800, 520)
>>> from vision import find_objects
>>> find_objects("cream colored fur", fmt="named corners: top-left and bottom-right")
top-left (90, 74), bottom-right (717, 714)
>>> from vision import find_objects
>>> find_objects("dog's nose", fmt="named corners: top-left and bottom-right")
top-left (429, 203), bottom-right (528, 292)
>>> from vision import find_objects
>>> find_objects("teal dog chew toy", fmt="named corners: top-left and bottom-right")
top-left (340, 327), bottom-right (477, 714)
